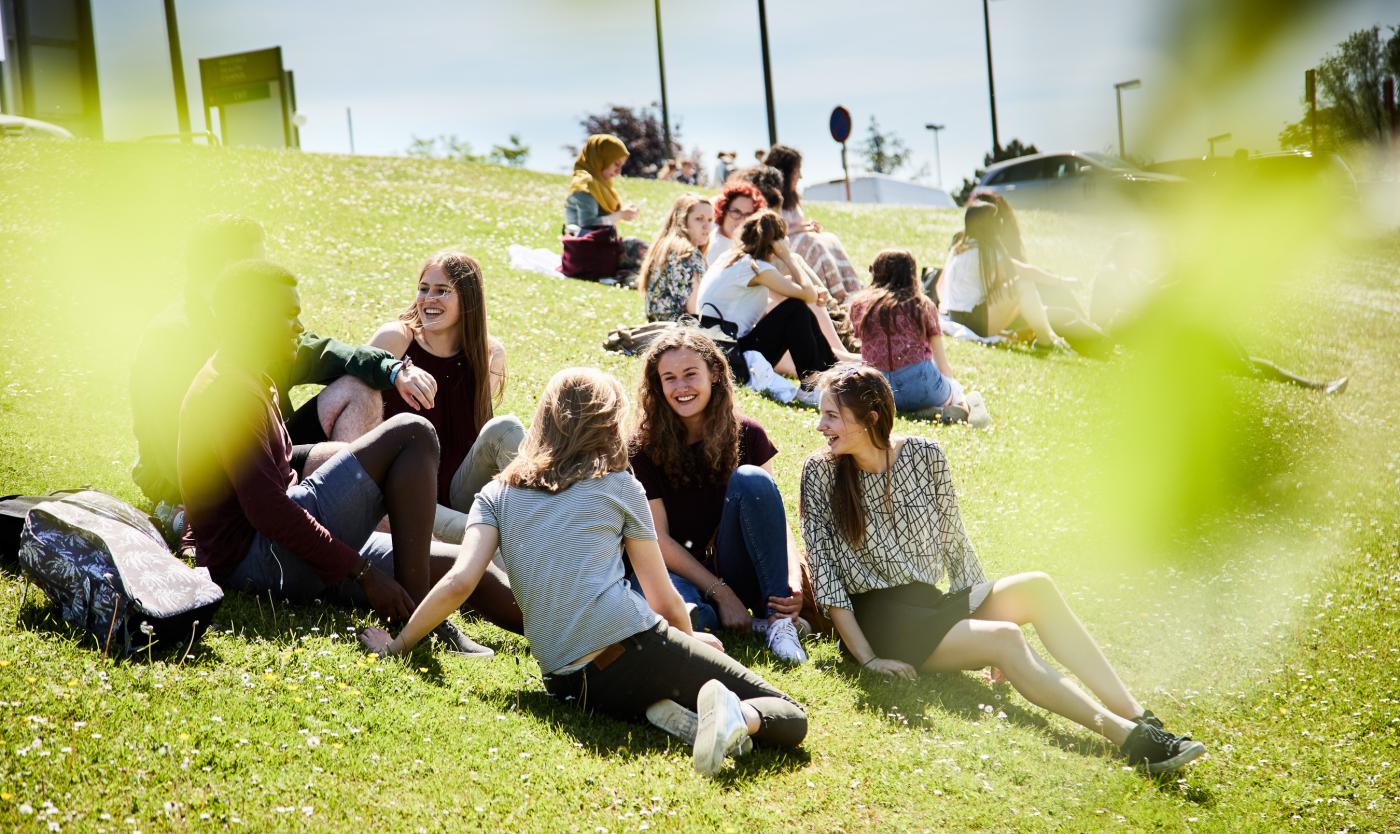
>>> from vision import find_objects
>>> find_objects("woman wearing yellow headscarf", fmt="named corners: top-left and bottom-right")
top-left (563, 134), bottom-right (647, 287)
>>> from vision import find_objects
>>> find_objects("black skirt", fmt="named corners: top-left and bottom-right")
top-left (849, 582), bottom-right (985, 668)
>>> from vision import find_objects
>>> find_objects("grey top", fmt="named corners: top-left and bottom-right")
top-left (800, 437), bottom-right (988, 613)
top-left (467, 471), bottom-right (661, 674)
top-left (564, 191), bottom-right (615, 232)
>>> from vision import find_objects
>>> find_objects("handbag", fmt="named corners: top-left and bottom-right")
top-left (560, 225), bottom-right (622, 281)
top-left (698, 303), bottom-right (751, 384)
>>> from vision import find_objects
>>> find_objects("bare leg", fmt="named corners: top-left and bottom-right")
top-left (810, 302), bottom-right (859, 362)
top-left (316, 376), bottom-right (384, 441)
top-left (345, 413), bottom-right (439, 601)
top-left (1246, 357), bottom-right (1327, 389)
top-left (973, 572), bottom-right (1143, 720)
top-left (302, 441), bottom-right (348, 478)
top-left (923, 619), bottom-right (1137, 745)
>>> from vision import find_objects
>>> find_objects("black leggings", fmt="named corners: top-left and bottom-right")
top-left (725, 298), bottom-right (837, 385)
top-left (542, 621), bottom-right (808, 748)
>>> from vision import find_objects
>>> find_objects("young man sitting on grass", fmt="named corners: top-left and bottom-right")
top-left (176, 260), bottom-right (520, 652)
top-left (131, 215), bottom-right (440, 531)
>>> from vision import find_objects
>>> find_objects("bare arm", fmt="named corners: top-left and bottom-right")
top-left (649, 499), bottom-right (750, 630)
top-left (366, 521), bottom-right (499, 656)
top-left (751, 265), bottom-right (817, 303)
top-left (369, 321), bottom-right (414, 356)
top-left (487, 336), bottom-right (507, 401)
top-left (1010, 257), bottom-right (1077, 289)
top-left (929, 330), bottom-right (956, 380)
top-left (829, 608), bottom-right (916, 680)
top-left (626, 536), bottom-right (695, 635)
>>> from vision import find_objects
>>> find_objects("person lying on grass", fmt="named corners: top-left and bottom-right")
top-left (310, 250), bottom-right (525, 543)
top-left (798, 363), bottom-right (1206, 775)
top-left (359, 367), bottom-right (808, 776)
top-left (177, 260), bottom-right (521, 655)
top-left (131, 215), bottom-right (438, 526)
top-left (629, 328), bottom-right (811, 663)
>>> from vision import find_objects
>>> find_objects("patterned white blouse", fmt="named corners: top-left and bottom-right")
top-left (800, 436), bottom-right (988, 612)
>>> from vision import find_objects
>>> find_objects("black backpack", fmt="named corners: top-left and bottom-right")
top-left (17, 490), bottom-right (224, 657)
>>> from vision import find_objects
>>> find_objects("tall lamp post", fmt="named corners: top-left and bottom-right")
top-left (980, 0), bottom-right (1000, 153)
top-left (757, 0), bottom-right (777, 146)
top-left (1207, 131), bottom-right (1232, 158)
top-left (924, 123), bottom-right (945, 189)
top-left (1114, 78), bottom-right (1141, 159)
top-left (163, 0), bottom-right (191, 142)
top-left (653, 0), bottom-right (672, 154)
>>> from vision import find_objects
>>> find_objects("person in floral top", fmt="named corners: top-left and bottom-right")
top-left (639, 194), bottom-right (713, 322)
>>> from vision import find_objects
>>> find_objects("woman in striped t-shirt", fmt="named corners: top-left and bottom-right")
top-left (360, 367), bottom-right (806, 776)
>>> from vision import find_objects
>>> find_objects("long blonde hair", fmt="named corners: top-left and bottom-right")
top-left (501, 367), bottom-right (629, 493)
top-left (638, 193), bottom-right (711, 296)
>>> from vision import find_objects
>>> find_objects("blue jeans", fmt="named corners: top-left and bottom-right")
top-left (883, 359), bottom-right (953, 412)
top-left (681, 465), bottom-right (794, 631)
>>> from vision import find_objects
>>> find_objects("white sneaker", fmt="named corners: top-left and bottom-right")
top-left (765, 618), bottom-right (808, 664)
top-left (744, 351), bottom-right (798, 403)
top-left (752, 616), bottom-right (811, 637)
top-left (647, 699), bottom-right (751, 754)
top-left (693, 680), bottom-right (749, 776)
top-left (966, 391), bottom-right (993, 429)
top-left (792, 387), bottom-right (822, 408)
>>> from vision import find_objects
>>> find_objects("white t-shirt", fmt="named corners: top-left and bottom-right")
top-left (706, 230), bottom-right (733, 266)
top-left (942, 245), bottom-right (987, 313)
top-left (696, 254), bottom-right (776, 337)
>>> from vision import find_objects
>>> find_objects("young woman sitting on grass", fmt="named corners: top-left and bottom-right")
top-left (850, 249), bottom-right (988, 426)
top-left (316, 251), bottom-right (523, 544)
top-left (706, 181), bottom-right (766, 267)
top-left (639, 194), bottom-right (713, 322)
top-left (630, 329), bottom-right (810, 663)
top-left (938, 194), bottom-right (1103, 352)
top-left (799, 364), bottom-right (1206, 775)
top-left (360, 367), bottom-right (808, 776)
top-left (763, 144), bottom-right (863, 303)
top-left (697, 210), bottom-right (857, 403)
top-left (564, 133), bottom-right (648, 287)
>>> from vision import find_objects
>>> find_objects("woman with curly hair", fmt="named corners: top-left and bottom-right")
top-left (763, 145), bottom-right (863, 303)
top-left (630, 328), bottom-right (809, 662)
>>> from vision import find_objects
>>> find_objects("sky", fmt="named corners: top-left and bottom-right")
top-left (3, 0), bottom-right (1395, 190)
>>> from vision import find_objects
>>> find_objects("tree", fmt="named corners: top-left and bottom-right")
top-left (1279, 24), bottom-right (1400, 151)
top-left (857, 117), bottom-right (910, 175)
top-left (405, 134), bottom-right (483, 163)
top-left (953, 138), bottom-right (1040, 205)
top-left (489, 134), bottom-right (531, 168)
top-left (572, 104), bottom-right (678, 177)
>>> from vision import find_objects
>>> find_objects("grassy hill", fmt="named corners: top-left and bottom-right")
top-left (0, 142), bottom-right (1396, 832)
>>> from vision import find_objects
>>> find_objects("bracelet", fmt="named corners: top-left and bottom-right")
top-left (862, 657), bottom-right (879, 668)
top-left (354, 558), bottom-right (372, 581)
top-left (703, 578), bottom-right (727, 600)
top-left (388, 361), bottom-right (404, 385)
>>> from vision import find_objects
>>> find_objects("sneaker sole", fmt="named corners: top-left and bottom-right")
top-left (646, 700), bottom-right (697, 745)
top-left (1144, 740), bottom-right (1206, 775)
top-left (693, 681), bottom-right (746, 776)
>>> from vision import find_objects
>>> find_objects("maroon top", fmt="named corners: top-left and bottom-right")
top-left (850, 295), bottom-right (941, 372)
top-left (178, 356), bottom-right (360, 584)
top-left (629, 416), bottom-right (777, 563)
top-left (383, 338), bottom-right (481, 503)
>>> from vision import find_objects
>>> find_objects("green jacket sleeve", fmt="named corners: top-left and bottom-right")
top-left (285, 332), bottom-right (398, 393)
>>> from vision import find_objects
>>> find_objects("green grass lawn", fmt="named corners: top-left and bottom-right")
top-left (0, 142), bottom-right (1396, 833)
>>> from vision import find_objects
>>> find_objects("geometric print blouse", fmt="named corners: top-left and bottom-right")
top-left (800, 436), bottom-right (988, 612)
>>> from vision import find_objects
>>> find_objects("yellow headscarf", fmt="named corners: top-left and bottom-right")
top-left (569, 134), bottom-right (629, 215)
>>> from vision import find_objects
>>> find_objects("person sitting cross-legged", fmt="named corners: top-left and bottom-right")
top-left (177, 260), bottom-right (521, 653)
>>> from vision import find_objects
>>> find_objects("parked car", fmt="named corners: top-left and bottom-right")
top-left (0, 115), bottom-right (74, 140)
top-left (1146, 151), bottom-right (1357, 202)
top-left (973, 151), bottom-right (1183, 212)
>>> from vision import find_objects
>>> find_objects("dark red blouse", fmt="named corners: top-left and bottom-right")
top-left (383, 338), bottom-right (482, 504)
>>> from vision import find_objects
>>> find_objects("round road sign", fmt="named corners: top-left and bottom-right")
top-left (829, 106), bottom-right (851, 143)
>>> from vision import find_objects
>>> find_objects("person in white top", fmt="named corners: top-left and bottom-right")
top-left (937, 194), bottom-right (1103, 353)
top-left (697, 210), bottom-right (855, 396)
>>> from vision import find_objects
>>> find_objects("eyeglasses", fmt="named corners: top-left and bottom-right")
top-left (725, 207), bottom-right (755, 220)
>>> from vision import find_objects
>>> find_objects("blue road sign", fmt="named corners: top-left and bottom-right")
top-left (830, 106), bottom-right (851, 144)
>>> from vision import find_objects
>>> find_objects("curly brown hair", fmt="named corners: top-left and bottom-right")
top-left (630, 328), bottom-right (740, 488)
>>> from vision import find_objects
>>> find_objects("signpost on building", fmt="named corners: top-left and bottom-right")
top-left (830, 105), bottom-right (852, 202)
top-left (198, 46), bottom-right (299, 149)
top-left (0, 0), bottom-right (103, 138)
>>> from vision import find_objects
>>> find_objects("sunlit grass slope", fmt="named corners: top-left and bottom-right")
top-left (0, 142), bottom-right (1396, 832)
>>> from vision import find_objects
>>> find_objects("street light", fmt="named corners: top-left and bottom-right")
top-left (757, 0), bottom-right (777, 146)
top-left (924, 123), bottom-right (945, 189)
top-left (1114, 78), bottom-right (1141, 159)
top-left (1207, 131), bottom-right (1232, 158)
top-left (980, 0), bottom-right (1002, 153)
top-left (653, 0), bottom-right (672, 154)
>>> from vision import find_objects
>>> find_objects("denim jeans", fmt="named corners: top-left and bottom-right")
top-left (682, 465), bottom-right (794, 631)
top-left (883, 359), bottom-right (954, 412)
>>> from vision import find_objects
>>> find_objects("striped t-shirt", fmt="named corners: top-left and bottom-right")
top-left (467, 470), bottom-right (661, 674)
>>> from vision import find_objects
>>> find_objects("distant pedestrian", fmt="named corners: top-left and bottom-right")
top-left (713, 151), bottom-right (737, 186)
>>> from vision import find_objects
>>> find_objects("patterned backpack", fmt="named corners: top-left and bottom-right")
top-left (17, 490), bottom-right (224, 657)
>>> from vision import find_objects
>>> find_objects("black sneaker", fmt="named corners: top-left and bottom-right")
top-left (1134, 710), bottom-right (1164, 730)
top-left (1120, 722), bottom-right (1206, 775)
top-left (432, 621), bottom-right (495, 658)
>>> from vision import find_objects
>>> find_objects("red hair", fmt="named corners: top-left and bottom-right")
top-left (713, 181), bottom-right (767, 225)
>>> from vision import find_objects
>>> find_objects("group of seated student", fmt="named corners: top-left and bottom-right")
top-left (145, 199), bottom-right (1216, 776)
